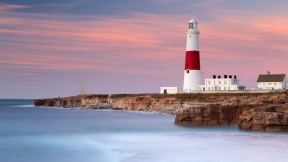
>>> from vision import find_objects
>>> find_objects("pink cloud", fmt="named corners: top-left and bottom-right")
top-left (0, 4), bottom-right (29, 12)
top-left (1, 10), bottom-right (288, 94)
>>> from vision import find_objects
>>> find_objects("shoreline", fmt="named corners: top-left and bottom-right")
top-left (35, 91), bottom-right (288, 131)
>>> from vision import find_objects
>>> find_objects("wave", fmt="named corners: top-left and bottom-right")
top-left (15, 105), bottom-right (35, 107)
top-left (37, 106), bottom-right (88, 111)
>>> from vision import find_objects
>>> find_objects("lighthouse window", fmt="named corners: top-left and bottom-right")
top-left (186, 70), bottom-right (189, 73)
top-left (189, 23), bottom-right (194, 29)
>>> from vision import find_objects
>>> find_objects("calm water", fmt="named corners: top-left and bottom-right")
top-left (0, 99), bottom-right (287, 162)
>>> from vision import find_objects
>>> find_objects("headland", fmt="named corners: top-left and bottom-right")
top-left (35, 91), bottom-right (288, 131)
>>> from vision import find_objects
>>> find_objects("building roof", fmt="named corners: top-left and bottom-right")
top-left (257, 74), bottom-right (286, 82)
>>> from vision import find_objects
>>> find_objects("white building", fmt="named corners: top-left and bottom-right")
top-left (160, 87), bottom-right (179, 94)
top-left (199, 75), bottom-right (245, 91)
top-left (257, 74), bottom-right (287, 90)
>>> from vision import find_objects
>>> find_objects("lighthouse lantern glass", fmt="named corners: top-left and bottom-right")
top-left (189, 23), bottom-right (193, 29)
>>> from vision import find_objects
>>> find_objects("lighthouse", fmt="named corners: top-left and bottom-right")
top-left (183, 18), bottom-right (201, 92)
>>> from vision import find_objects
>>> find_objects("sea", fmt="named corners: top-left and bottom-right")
top-left (0, 99), bottom-right (287, 162)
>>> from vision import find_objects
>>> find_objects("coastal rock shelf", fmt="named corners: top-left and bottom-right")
top-left (239, 106), bottom-right (288, 131)
top-left (34, 92), bottom-right (288, 131)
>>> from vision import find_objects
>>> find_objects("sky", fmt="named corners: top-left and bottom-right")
top-left (0, 0), bottom-right (288, 98)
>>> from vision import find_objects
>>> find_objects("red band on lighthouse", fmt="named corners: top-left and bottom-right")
top-left (184, 51), bottom-right (200, 70)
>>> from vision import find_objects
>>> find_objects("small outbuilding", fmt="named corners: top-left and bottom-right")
top-left (160, 87), bottom-right (178, 94)
top-left (257, 74), bottom-right (287, 90)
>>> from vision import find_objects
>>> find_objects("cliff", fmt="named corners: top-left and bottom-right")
top-left (35, 94), bottom-right (191, 114)
top-left (174, 92), bottom-right (288, 131)
top-left (238, 105), bottom-right (288, 131)
top-left (34, 91), bottom-right (288, 131)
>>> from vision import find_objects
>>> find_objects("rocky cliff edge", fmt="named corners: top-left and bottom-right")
top-left (35, 91), bottom-right (288, 131)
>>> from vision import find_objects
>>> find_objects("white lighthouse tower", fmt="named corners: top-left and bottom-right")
top-left (183, 18), bottom-right (201, 92)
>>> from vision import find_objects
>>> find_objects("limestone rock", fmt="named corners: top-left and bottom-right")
top-left (239, 105), bottom-right (288, 131)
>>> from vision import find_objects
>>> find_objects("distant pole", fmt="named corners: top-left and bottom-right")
top-left (80, 81), bottom-right (86, 96)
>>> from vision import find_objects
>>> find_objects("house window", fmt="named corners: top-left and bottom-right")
top-left (274, 83), bottom-right (277, 85)
top-left (219, 81), bottom-right (221, 85)
top-left (224, 81), bottom-right (227, 85)
top-left (268, 83), bottom-right (272, 85)
top-left (208, 81), bottom-right (211, 85)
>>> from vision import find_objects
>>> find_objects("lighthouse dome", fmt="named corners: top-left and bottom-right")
top-left (189, 18), bottom-right (198, 23)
